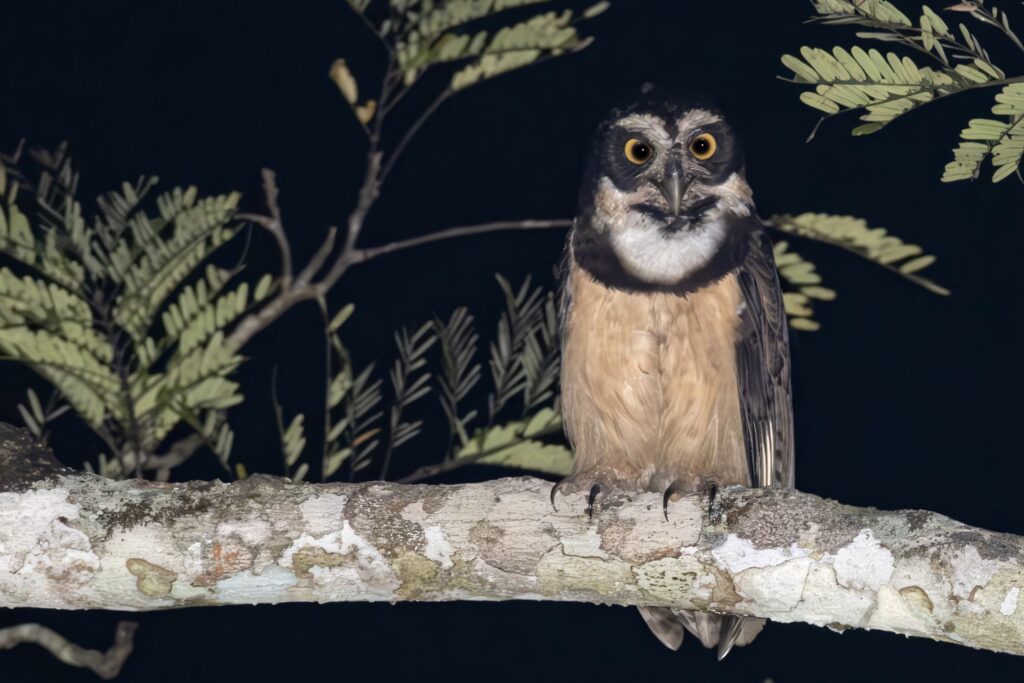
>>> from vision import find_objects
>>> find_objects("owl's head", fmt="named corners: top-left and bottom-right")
top-left (572, 87), bottom-right (755, 292)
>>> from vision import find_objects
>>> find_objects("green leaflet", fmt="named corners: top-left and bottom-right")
top-left (112, 190), bottom-right (241, 342)
top-left (783, 45), bottom-right (957, 130)
top-left (454, 407), bottom-right (571, 476)
top-left (342, 1), bottom-right (600, 99)
top-left (944, 84), bottom-right (1024, 183)
top-left (812, 0), bottom-right (911, 26)
top-left (284, 415), bottom-right (307, 466)
top-left (160, 266), bottom-right (274, 359)
top-left (448, 8), bottom-right (584, 92)
top-left (769, 212), bottom-right (949, 297)
top-left (325, 305), bottom-right (383, 479)
top-left (772, 240), bottom-right (836, 332)
top-left (0, 146), bottom-right (257, 468)
top-left (788, 1), bottom-right (1023, 183)
top-left (414, 0), bottom-right (556, 39)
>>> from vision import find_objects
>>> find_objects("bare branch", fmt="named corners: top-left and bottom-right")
top-left (350, 219), bottom-right (573, 265)
top-left (379, 89), bottom-right (451, 182)
top-left (238, 168), bottom-right (293, 288)
top-left (224, 157), bottom-right (568, 350)
top-left (146, 433), bottom-right (205, 482)
top-left (0, 621), bottom-right (137, 680)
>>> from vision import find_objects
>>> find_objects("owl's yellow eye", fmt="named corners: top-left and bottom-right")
top-left (624, 138), bottom-right (653, 165)
top-left (689, 133), bottom-right (717, 160)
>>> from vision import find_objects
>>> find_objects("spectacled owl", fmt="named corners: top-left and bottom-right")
top-left (555, 87), bottom-right (794, 659)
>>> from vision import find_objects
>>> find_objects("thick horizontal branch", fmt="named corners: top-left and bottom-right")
top-left (1, 426), bottom-right (1023, 656)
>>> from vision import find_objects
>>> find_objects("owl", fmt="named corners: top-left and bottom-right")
top-left (555, 87), bottom-right (794, 659)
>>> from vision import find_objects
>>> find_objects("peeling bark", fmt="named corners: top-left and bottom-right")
top-left (2, 425), bottom-right (1023, 655)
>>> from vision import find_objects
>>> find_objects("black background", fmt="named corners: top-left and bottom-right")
top-left (1, 1), bottom-right (1023, 681)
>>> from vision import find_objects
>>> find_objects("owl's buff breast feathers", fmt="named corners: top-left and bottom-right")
top-left (561, 260), bottom-right (749, 493)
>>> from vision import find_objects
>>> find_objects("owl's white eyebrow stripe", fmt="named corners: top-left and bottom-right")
top-left (674, 109), bottom-right (723, 145)
top-left (677, 108), bottom-right (722, 129)
top-left (614, 114), bottom-right (672, 146)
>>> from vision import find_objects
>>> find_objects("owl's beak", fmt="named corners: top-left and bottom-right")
top-left (658, 170), bottom-right (690, 218)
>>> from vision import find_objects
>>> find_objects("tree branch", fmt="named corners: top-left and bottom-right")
top-left (0, 621), bottom-right (137, 680)
top-left (348, 219), bottom-right (572, 266)
top-left (146, 433), bottom-right (205, 482)
top-left (238, 168), bottom-right (292, 289)
top-left (2, 425), bottom-right (1023, 656)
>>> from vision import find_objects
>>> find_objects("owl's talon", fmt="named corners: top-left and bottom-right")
top-left (662, 481), bottom-right (681, 522)
top-left (551, 470), bottom-right (627, 518)
top-left (586, 483), bottom-right (602, 519)
top-left (549, 480), bottom-right (564, 512)
top-left (706, 480), bottom-right (719, 518)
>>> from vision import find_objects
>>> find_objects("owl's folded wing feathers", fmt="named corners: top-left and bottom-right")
top-left (735, 224), bottom-right (795, 490)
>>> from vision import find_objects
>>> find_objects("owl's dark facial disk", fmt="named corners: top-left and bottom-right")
top-left (575, 98), bottom-right (755, 289)
top-left (603, 112), bottom-right (744, 228)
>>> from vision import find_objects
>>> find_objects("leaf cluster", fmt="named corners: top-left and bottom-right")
top-left (783, 0), bottom-right (1024, 182)
top-left (0, 145), bottom-right (271, 475)
top-left (275, 275), bottom-right (570, 483)
top-left (334, 0), bottom-right (609, 135)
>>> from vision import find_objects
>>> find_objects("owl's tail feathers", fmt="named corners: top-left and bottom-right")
top-left (638, 606), bottom-right (685, 650)
top-left (637, 607), bottom-right (765, 659)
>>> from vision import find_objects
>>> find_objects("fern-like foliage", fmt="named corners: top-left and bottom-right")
top-left (0, 145), bottom-right (272, 475)
top-left (521, 291), bottom-right (560, 414)
top-left (944, 83), bottom-right (1024, 181)
top-left (325, 305), bottom-right (384, 479)
top-left (15, 388), bottom-right (70, 447)
top-left (269, 278), bottom-right (572, 483)
top-left (433, 306), bottom-right (482, 448)
top-left (783, 0), bottom-right (1024, 182)
top-left (335, 1), bottom-right (609, 133)
top-left (772, 241), bottom-right (837, 332)
top-left (379, 321), bottom-right (437, 478)
top-left (452, 406), bottom-right (569, 475)
top-left (488, 274), bottom-right (545, 421)
top-left (768, 212), bottom-right (948, 296)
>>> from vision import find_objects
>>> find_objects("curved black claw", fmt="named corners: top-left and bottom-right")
top-left (662, 481), bottom-right (681, 522)
top-left (586, 483), bottom-right (602, 519)
top-left (706, 480), bottom-right (719, 519)
top-left (717, 615), bottom-right (743, 661)
top-left (550, 480), bottom-right (564, 512)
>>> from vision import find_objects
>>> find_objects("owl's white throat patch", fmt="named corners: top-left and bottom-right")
top-left (594, 175), bottom-right (751, 285)
top-left (609, 216), bottom-right (730, 284)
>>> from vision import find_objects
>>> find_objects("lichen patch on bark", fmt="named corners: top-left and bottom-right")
top-left (126, 558), bottom-right (177, 597)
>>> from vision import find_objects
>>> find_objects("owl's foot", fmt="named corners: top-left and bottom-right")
top-left (550, 469), bottom-right (632, 518)
top-left (661, 479), bottom-right (719, 522)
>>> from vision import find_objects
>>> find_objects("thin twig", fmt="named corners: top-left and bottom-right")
top-left (238, 168), bottom-right (292, 288)
top-left (295, 226), bottom-right (339, 287)
top-left (319, 303), bottom-right (332, 482)
top-left (147, 433), bottom-right (205, 482)
top-left (349, 219), bottom-right (573, 264)
top-left (0, 621), bottom-right (138, 680)
top-left (379, 89), bottom-right (451, 182)
top-left (968, 5), bottom-right (1024, 56)
top-left (350, 4), bottom-right (394, 57)
top-left (270, 365), bottom-right (290, 478)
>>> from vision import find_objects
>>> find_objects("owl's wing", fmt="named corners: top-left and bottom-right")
top-left (735, 224), bottom-right (795, 489)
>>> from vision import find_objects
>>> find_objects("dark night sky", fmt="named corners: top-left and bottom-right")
top-left (2, 1), bottom-right (1023, 681)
